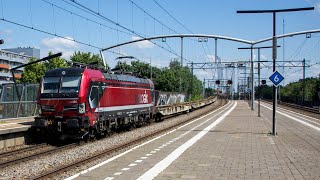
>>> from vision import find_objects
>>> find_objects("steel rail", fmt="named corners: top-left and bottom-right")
top-left (262, 99), bottom-right (320, 115)
top-left (0, 143), bottom-right (77, 168)
top-left (0, 143), bottom-right (47, 157)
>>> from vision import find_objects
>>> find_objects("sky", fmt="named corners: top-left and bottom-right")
top-left (0, 0), bottom-right (320, 88)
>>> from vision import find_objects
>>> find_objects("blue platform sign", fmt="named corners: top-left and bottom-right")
top-left (269, 71), bottom-right (284, 86)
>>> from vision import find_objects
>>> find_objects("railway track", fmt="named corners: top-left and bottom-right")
top-left (0, 143), bottom-right (47, 157)
top-left (32, 98), bottom-right (227, 179)
top-left (277, 101), bottom-right (320, 114)
top-left (0, 143), bottom-right (78, 168)
top-left (262, 99), bottom-right (320, 115)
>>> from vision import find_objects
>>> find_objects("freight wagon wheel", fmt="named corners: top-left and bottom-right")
top-left (155, 114), bottom-right (162, 122)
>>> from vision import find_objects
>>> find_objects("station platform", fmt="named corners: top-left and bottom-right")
top-left (0, 117), bottom-right (34, 148)
top-left (67, 100), bottom-right (320, 180)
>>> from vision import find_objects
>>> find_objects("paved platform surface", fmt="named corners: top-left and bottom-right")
top-left (0, 117), bottom-right (34, 135)
top-left (67, 100), bottom-right (320, 180)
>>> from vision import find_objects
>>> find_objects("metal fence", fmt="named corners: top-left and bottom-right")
top-left (280, 96), bottom-right (320, 108)
top-left (0, 84), bottom-right (39, 119)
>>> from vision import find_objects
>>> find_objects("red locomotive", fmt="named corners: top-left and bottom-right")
top-left (34, 65), bottom-right (155, 140)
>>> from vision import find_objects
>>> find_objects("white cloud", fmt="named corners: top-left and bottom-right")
top-left (131, 36), bottom-right (154, 49)
top-left (41, 37), bottom-right (78, 49)
top-left (40, 37), bottom-right (79, 59)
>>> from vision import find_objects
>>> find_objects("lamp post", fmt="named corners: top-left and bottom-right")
top-left (237, 7), bottom-right (314, 135)
top-left (150, 57), bottom-right (152, 80)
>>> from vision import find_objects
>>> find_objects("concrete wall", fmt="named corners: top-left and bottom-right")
top-left (0, 132), bottom-right (26, 149)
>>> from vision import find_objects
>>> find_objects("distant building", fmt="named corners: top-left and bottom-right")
top-left (3, 47), bottom-right (40, 59)
top-left (0, 49), bottom-right (32, 84)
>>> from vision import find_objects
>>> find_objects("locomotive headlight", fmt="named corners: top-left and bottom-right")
top-left (78, 103), bottom-right (86, 114)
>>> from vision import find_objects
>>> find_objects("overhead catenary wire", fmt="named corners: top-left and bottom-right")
top-left (0, 16), bottom-right (125, 57)
top-left (52, 3), bottom-right (57, 35)
top-left (152, 0), bottom-right (210, 47)
top-left (42, 0), bottom-right (133, 37)
top-left (65, 0), bottom-right (189, 61)
top-left (286, 61), bottom-right (320, 77)
top-left (153, 0), bottom-right (194, 34)
top-left (1, 0), bottom-right (182, 61)
top-left (129, 0), bottom-right (181, 35)
top-left (287, 38), bottom-right (308, 61)
top-left (128, 0), bottom-right (196, 63)
top-left (283, 35), bottom-right (320, 76)
top-left (129, 0), bottom-right (211, 68)
top-left (148, 0), bottom-right (212, 74)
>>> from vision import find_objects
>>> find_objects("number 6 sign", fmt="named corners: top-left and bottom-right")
top-left (269, 71), bottom-right (284, 86)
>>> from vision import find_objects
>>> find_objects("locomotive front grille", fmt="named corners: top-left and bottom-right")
top-left (41, 105), bottom-right (55, 112)
top-left (63, 104), bottom-right (78, 111)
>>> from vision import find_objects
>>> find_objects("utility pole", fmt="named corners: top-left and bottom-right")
top-left (258, 50), bottom-right (261, 117)
top-left (215, 38), bottom-right (218, 63)
top-left (250, 45), bottom-right (254, 110)
top-left (149, 57), bottom-right (152, 80)
top-left (191, 62), bottom-right (194, 99)
top-left (238, 46), bottom-right (254, 110)
top-left (302, 58), bottom-right (306, 105)
top-left (203, 78), bottom-right (206, 98)
top-left (237, 6), bottom-right (314, 136)
top-left (180, 37), bottom-right (183, 92)
top-left (279, 19), bottom-right (285, 101)
top-left (181, 37), bottom-right (183, 66)
top-left (238, 81), bottom-right (240, 100)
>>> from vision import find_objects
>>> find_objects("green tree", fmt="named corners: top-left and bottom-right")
top-left (20, 57), bottom-right (47, 83)
top-left (259, 85), bottom-right (273, 99)
top-left (154, 59), bottom-right (203, 100)
top-left (20, 52), bottom-right (69, 83)
top-left (70, 51), bottom-right (106, 68)
top-left (110, 58), bottom-right (204, 101)
top-left (45, 52), bottom-right (69, 70)
top-left (114, 61), bottom-right (134, 72)
top-left (279, 77), bottom-right (320, 103)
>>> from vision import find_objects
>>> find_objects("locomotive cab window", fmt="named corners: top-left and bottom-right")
top-left (42, 77), bottom-right (60, 93)
top-left (42, 76), bottom-right (81, 93)
top-left (89, 85), bottom-right (103, 109)
top-left (61, 76), bottom-right (81, 93)
top-left (89, 86), bottom-right (98, 109)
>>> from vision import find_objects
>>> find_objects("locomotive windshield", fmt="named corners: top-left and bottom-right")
top-left (61, 76), bottom-right (81, 93)
top-left (43, 77), bottom-right (60, 93)
top-left (42, 76), bottom-right (81, 93)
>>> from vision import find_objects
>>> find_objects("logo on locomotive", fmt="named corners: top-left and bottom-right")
top-left (138, 92), bottom-right (148, 104)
